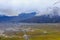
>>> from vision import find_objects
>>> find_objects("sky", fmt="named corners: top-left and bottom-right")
top-left (0, 0), bottom-right (59, 16)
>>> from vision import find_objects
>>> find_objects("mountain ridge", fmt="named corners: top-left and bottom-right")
top-left (0, 7), bottom-right (60, 23)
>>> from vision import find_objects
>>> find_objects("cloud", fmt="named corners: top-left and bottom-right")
top-left (0, 0), bottom-right (59, 16)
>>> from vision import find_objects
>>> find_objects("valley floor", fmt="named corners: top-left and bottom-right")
top-left (0, 23), bottom-right (60, 40)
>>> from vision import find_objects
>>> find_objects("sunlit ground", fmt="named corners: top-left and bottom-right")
top-left (0, 28), bottom-right (60, 40)
top-left (0, 24), bottom-right (60, 40)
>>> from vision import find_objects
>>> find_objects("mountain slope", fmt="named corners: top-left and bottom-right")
top-left (20, 14), bottom-right (60, 23)
top-left (0, 7), bottom-right (60, 23)
top-left (0, 12), bottom-right (36, 23)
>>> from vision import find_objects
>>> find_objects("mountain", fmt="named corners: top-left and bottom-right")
top-left (20, 14), bottom-right (60, 23)
top-left (0, 12), bottom-right (36, 23)
top-left (20, 7), bottom-right (60, 23)
top-left (0, 7), bottom-right (60, 23)
top-left (0, 15), bottom-right (12, 22)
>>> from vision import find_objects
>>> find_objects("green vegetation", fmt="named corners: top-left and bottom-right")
top-left (0, 24), bottom-right (60, 40)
